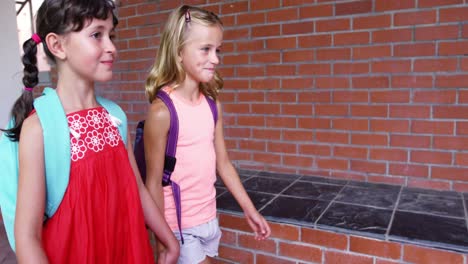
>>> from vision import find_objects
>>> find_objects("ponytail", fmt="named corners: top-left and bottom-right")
top-left (1, 35), bottom-right (41, 141)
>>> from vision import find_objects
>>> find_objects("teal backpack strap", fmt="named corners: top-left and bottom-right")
top-left (96, 96), bottom-right (128, 145)
top-left (34, 88), bottom-right (71, 218)
top-left (0, 119), bottom-right (20, 251)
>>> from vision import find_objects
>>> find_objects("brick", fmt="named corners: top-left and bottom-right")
top-left (252, 52), bottom-right (281, 63)
top-left (267, 8), bottom-right (298, 22)
top-left (251, 0), bottom-right (280, 10)
top-left (316, 105), bottom-right (349, 116)
top-left (266, 116), bottom-right (296, 128)
top-left (238, 234), bottom-right (276, 253)
top-left (352, 76), bottom-right (390, 89)
top-left (372, 60), bottom-right (411, 73)
top-left (283, 21), bottom-right (314, 35)
top-left (453, 182), bottom-right (468, 192)
top-left (299, 118), bottom-right (331, 129)
top-left (253, 152), bottom-right (282, 163)
top-left (353, 45), bottom-right (392, 60)
top-left (266, 37), bottom-right (296, 50)
top-left (411, 150), bottom-right (453, 165)
top-left (221, 1), bottom-right (248, 14)
top-left (217, 245), bottom-right (254, 263)
top-left (236, 12), bottom-right (265, 25)
top-left (334, 32), bottom-right (370, 46)
top-left (300, 143), bottom-right (332, 156)
top-left (439, 6), bottom-right (468, 22)
top-left (371, 91), bottom-right (410, 103)
top-left (336, 0), bottom-right (372, 15)
top-left (237, 66), bottom-right (265, 77)
top-left (325, 251), bottom-right (373, 264)
top-left (439, 41), bottom-right (468, 56)
top-left (390, 105), bottom-right (430, 118)
top-left (283, 130), bottom-right (314, 141)
top-left (316, 18), bottom-right (350, 32)
top-left (282, 104), bottom-right (313, 116)
top-left (238, 116), bottom-right (265, 126)
top-left (434, 136), bottom-right (468, 150)
top-left (268, 142), bottom-right (296, 154)
top-left (403, 244), bottom-right (465, 264)
top-left (370, 148), bottom-right (408, 162)
top-left (350, 236), bottom-right (402, 259)
top-left (239, 140), bottom-right (266, 152)
top-left (316, 131), bottom-right (349, 144)
top-left (394, 10), bottom-right (436, 26)
top-left (256, 254), bottom-right (295, 264)
top-left (253, 128), bottom-right (281, 140)
top-left (433, 106), bottom-right (468, 119)
top-left (353, 15), bottom-right (391, 30)
top-left (457, 122), bottom-right (468, 135)
top-left (251, 78), bottom-right (280, 90)
top-left (298, 91), bottom-right (331, 103)
top-left (415, 25), bottom-right (459, 41)
top-left (300, 4), bottom-right (333, 19)
top-left (283, 50), bottom-right (314, 62)
top-left (394, 43), bottom-right (436, 57)
top-left (455, 152), bottom-right (468, 166)
top-left (316, 48), bottom-right (351, 61)
top-left (302, 228), bottom-right (348, 250)
top-left (299, 64), bottom-right (331, 75)
top-left (315, 77), bottom-right (350, 89)
top-left (224, 28), bottom-right (249, 40)
top-left (390, 135), bottom-right (431, 148)
top-left (413, 90), bottom-right (456, 103)
top-left (351, 133), bottom-right (388, 146)
top-left (431, 166), bottom-right (468, 182)
top-left (282, 78), bottom-right (314, 89)
top-left (407, 178), bottom-right (451, 191)
top-left (375, 0), bottom-right (416, 11)
top-left (317, 158), bottom-right (349, 170)
top-left (411, 120), bottom-right (454, 135)
top-left (267, 65), bottom-right (296, 76)
top-left (299, 34), bottom-right (332, 48)
top-left (389, 163), bottom-right (429, 178)
top-left (372, 29), bottom-right (412, 43)
top-left (284, 155), bottom-right (314, 167)
top-left (334, 146), bottom-right (368, 159)
top-left (414, 58), bottom-right (458, 72)
top-left (237, 40), bottom-right (264, 52)
top-left (279, 242), bottom-right (322, 262)
top-left (418, 0), bottom-right (463, 7)
top-left (333, 118), bottom-right (368, 131)
top-left (392, 75), bottom-right (433, 88)
top-left (333, 91), bottom-right (368, 103)
top-left (351, 105), bottom-right (388, 117)
top-left (252, 24), bottom-right (280, 37)
top-left (333, 62), bottom-right (369, 75)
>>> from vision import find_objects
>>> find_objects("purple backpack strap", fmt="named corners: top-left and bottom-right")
top-left (155, 90), bottom-right (218, 245)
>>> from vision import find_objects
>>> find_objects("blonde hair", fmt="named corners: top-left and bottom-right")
top-left (145, 5), bottom-right (224, 103)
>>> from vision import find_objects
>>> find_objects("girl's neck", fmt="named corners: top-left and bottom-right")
top-left (172, 80), bottom-right (200, 103)
top-left (56, 78), bottom-right (98, 113)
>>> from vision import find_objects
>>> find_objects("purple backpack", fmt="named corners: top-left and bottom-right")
top-left (133, 90), bottom-right (217, 243)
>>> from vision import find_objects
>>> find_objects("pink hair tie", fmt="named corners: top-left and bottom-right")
top-left (31, 33), bottom-right (41, 44)
top-left (24, 87), bottom-right (34, 92)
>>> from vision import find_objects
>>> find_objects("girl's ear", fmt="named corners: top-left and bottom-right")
top-left (45, 33), bottom-right (66, 60)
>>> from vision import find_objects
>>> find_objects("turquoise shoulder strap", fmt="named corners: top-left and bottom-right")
top-left (0, 119), bottom-right (20, 252)
top-left (34, 87), bottom-right (71, 217)
top-left (96, 96), bottom-right (128, 145)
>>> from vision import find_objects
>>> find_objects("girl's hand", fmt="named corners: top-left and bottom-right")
top-left (157, 245), bottom-right (179, 264)
top-left (244, 210), bottom-right (271, 240)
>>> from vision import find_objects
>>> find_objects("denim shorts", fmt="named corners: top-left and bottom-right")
top-left (173, 218), bottom-right (222, 264)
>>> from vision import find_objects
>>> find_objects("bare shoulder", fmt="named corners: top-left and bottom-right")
top-left (20, 113), bottom-right (43, 140)
top-left (146, 98), bottom-right (170, 131)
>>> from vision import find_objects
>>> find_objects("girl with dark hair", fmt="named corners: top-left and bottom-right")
top-left (5, 0), bottom-right (179, 263)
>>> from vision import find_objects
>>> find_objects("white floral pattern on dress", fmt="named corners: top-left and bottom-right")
top-left (70, 137), bottom-right (87, 161)
top-left (85, 130), bottom-right (105, 152)
top-left (86, 109), bottom-right (105, 130)
top-left (68, 114), bottom-right (89, 135)
top-left (104, 126), bottom-right (120, 147)
top-left (68, 108), bottom-right (122, 161)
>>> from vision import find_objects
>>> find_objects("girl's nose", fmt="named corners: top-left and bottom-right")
top-left (211, 51), bottom-right (219, 65)
top-left (106, 38), bottom-right (117, 54)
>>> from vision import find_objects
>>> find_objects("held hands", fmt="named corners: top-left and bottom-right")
top-left (244, 209), bottom-right (271, 240)
top-left (156, 238), bottom-right (180, 264)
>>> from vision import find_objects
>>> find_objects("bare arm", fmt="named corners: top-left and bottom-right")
top-left (15, 114), bottom-right (49, 263)
top-left (214, 99), bottom-right (271, 240)
top-left (127, 128), bottom-right (179, 263)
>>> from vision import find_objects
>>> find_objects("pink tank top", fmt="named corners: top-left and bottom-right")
top-left (162, 89), bottom-right (217, 230)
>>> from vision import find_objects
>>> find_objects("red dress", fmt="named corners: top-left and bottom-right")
top-left (41, 107), bottom-right (154, 263)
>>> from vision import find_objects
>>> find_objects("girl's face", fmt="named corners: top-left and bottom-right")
top-left (61, 14), bottom-right (116, 83)
top-left (178, 23), bottom-right (222, 85)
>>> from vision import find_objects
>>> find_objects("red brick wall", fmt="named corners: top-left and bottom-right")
top-left (216, 213), bottom-right (467, 264)
top-left (105, 0), bottom-right (468, 191)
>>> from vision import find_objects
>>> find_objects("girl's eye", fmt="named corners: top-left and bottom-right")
top-left (91, 32), bottom-right (102, 39)
top-left (216, 48), bottom-right (221, 54)
top-left (110, 34), bottom-right (116, 42)
top-left (202, 47), bottom-right (210, 52)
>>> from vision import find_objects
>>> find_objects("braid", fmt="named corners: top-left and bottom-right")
top-left (1, 38), bottom-right (40, 141)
